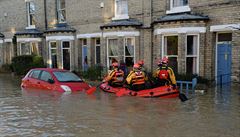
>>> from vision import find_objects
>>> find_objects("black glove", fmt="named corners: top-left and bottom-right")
top-left (172, 84), bottom-right (176, 90)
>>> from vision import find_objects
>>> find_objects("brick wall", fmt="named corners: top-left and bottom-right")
top-left (0, 0), bottom-right (239, 81)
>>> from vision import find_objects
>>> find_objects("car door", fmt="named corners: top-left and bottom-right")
top-left (24, 70), bottom-right (41, 89)
top-left (38, 71), bottom-right (55, 90)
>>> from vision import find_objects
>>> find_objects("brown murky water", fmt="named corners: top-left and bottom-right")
top-left (0, 74), bottom-right (239, 137)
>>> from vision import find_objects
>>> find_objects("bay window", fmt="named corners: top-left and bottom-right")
top-left (107, 39), bottom-right (118, 68)
top-left (49, 42), bottom-right (58, 68)
top-left (95, 38), bottom-right (101, 64)
top-left (20, 43), bottom-right (31, 55)
top-left (124, 37), bottom-right (135, 67)
top-left (186, 35), bottom-right (198, 74)
top-left (163, 36), bottom-right (178, 72)
top-left (20, 42), bottom-right (39, 55)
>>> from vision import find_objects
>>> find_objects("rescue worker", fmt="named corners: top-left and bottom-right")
top-left (103, 62), bottom-right (124, 87)
top-left (152, 56), bottom-right (177, 89)
top-left (137, 60), bottom-right (154, 87)
top-left (137, 60), bottom-right (145, 72)
top-left (126, 63), bottom-right (148, 91)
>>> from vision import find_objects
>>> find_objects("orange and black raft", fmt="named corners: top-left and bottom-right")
top-left (99, 82), bottom-right (179, 98)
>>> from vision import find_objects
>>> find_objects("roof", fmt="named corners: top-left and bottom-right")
top-left (45, 23), bottom-right (76, 33)
top-left (15, 29), bottom-right (43, 36)
top-left (153, 13), bottom-right (209, 24)
top-left (100, 19), bottom-right (143, 29)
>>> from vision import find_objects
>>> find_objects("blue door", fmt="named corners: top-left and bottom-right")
top-left (217, 43), bottom-right (232, 84)
top-left (82, 46), bottom-right (88, 71)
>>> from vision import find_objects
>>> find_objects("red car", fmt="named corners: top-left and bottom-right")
top-left (21, 68), bottom-right (91, 92)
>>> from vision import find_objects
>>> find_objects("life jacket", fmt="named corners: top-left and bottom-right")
top-left (111, 69), bottom-right (124, 83)
top-left (158, 66), bottom-right (169, 80)
top-left (131, 71), bottom-right (145, 85)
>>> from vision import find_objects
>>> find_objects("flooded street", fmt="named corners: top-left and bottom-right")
top-left (0, 73), bottom-right (239, 137)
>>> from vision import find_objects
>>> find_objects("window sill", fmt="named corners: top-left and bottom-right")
top-left (112, 15), bottom-right (129, 20)
top-left (26, 25), bottom-right (36, 29)
top-left (166, 6), bottom-right (191, 14)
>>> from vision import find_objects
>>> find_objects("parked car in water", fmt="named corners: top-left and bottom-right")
top-left (21, 68), bottom-right (91, 92)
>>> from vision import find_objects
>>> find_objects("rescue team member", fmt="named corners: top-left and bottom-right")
top-left (126, 63), bottom-right (148, 91)
top-left (137, 60), bottom-right (145, 72)
top-left (137, 60), bottom-right (154, 88)
top-left (103, 62), bottom-right (125, 87)
top-left (152, 56), bottom-right (177, 89)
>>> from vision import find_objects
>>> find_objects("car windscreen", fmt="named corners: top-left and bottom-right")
top-left (53, 71), bottom-right (83, 82)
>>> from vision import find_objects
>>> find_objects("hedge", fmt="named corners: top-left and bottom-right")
top-left (11, 55), bottom-right (45, 75)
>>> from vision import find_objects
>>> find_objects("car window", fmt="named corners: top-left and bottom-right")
top-left (53, 71), bottom-right (83, 82)
top-left (29, 70), bottom-right (41, 79)
top-left (39, 71), bottom-right (53, 82)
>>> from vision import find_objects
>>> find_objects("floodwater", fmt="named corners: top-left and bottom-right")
top-left (0, 74), bottom-right (239, 137)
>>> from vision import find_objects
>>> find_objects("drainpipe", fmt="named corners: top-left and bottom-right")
top-left (44, 0), bottom-right (48, 30)
top-left (150, 0), bottom-right (153, 72)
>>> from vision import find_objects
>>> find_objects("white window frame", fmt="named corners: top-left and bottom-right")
top-left (57, 0), bottom-right (66, 23)
top-left (162, 34), bottom-right (179, 59)
top-left (112, 0), bottom-right (129, 20)
top-left (61, 41), bottom-right (71, 70)
top-left (185, 34), bottom-right (199, 74)
top-left (26, 1), bottom-right (36, 29)
top-left (82, 39), bottom-right (88, 70)
top-left (162, 35), bottom-right (179, 73)
top-left (166, 0), bottom-right (191, 14)
top-left (49, 41), bottom-right (57, 68)
top-left (124, 37), bottom-right (135, 65)
top-left (107, 38), bottom-right (119, 68)
top-left (95, 38), bottom-right (101, 64)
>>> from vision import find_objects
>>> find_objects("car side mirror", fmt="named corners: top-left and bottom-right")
top-left (48, 79), bottom-right (55, 84)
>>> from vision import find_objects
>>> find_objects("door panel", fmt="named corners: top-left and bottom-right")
top-left (39, 71), bottom-right (54, 90)
top-left (217, 44), bottom-right (232, 84)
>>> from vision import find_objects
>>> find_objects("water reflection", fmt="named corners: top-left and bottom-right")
top-left (0, 74), bottom-right (239, 137)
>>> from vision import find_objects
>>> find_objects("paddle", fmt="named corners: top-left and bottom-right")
top-left (170, 85), bottom-right (188, 102)
top-left (86, 82), bottom-right (103, 95)
top-left (179, 93), bottom-right (188, 102)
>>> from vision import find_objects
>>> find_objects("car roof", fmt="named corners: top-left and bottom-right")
top-left (31, 68), bottom-right (68, 72)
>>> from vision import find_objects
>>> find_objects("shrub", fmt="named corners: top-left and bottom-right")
top-left (11, 55), bottom-right (45, 75)
top-left (74, 65), bottom-right (106, 81)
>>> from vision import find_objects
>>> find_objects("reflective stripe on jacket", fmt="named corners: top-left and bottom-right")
top-left (126, 70), bottom-right (146, 85)
top-left (104, 68), bottom-right (124, 83)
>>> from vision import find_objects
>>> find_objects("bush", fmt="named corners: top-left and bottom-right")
top-left (11, 55), bottom-right (45, 75)
top-left (74, 65), bottom-right (106, 81)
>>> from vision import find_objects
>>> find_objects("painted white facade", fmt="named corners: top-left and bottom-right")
top-left (17, 38), bottom-right (42, 42)
top-left (210, 24), bottom-right (240, 32)
top-left (77, 33), bottom-right (102, 39)
top-left (103, 31), bottom-right (140, 37)
top-left (46, 36), bottom-right (74, 41)
top-left (154, 27), bottom-right (206, 35)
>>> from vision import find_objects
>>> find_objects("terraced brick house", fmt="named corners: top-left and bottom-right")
top-left (0, 0), bottom-right (239, 84)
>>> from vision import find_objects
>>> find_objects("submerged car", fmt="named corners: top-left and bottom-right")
top-left (21, 68), bottom-right (91, 92)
